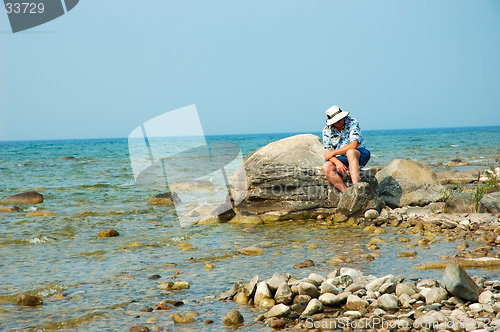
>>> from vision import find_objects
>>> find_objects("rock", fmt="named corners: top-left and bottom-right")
top-left (345, 278), bottom-right (369, 293)
top-left (153, 303), bottom-right (173, 310)
top-left (436, 169), bottom-right (480, 185)
top-left (130, 326), bottom-right (150, 332)
top-left (25, 211), bottom-right (57, 217)
top-left (293, 259), bottom-right (314, 268)
top-left (223, 309), bottom-right (244, 325)
top-left (161, 299), bottom-right (183, 307)
top-left (147, 192), bottom-right (181, 205)
top-left (302, 299), bottom-right (324, 316)
top-left (340, 268), bottom-right (363, 281)
top-left (98, 229), bottom-right (120, 238)
top-left (447, 158), bottom-right (469, 167)
top-left (264, 304), bottom-right (291, 318)
top-left (198, 202), bottom-right (236, 224)
top-left (365, 209), bottom-right (380, 219)
top-left (440, 263), bottom-right (482, 302)
top-left (366, 275), bottom-right (396, 292)
top-left (445, 193), bottom-right (474, 214)
top-left (267, 273), bottom-right (289, 291)
top-left (481, 192), bottom-right (500, 215)
top-left (245, 275), bottom-right (259, 298)
top-left (320, 282), bottom-right (340, 295)
top-left (172, 313), bottom-right (195, 324)
top-left (375, 159), bottom-right (446, 208)
top-left (259, 297), bottom-right (275, 308)
top-left (345, 294), bottom-right (368, 310)
top-left (337, 182), bottom-right (385, 217)
top-left (318, 293), bottom-right (340, 306)
top-left (233, 290), bottom-right (248, 304)
top-left (424, 287), bottom-right (449, 304)
top-left (308, 273), bottom-right (326, 285)
top-left (275, 282), bottom-right (293, 305)
top-left (269, 319), bottom-right (286, 329)
top-left (148, 274), bottom-right (161, 280)
top-left (171, 281), bottom-right (190, 290)
top-left (379, 282), bottom-right (396, 294)
top-left (293, 295), bottom-right (312, 305)
top-left (3, 192), bottom-right (43, 204)
top-left (377, 294), bottom-right (399, 312)
top-left (254, 281), bottom-right (273, 305)
top-left (169, 180), bottom-right (214, 189)
top-left (229, 210), bottom-right (264, 224)
top-left (396, 282), bottom-right (417, 297)
top-left (16, 293), bottom-right (42, 306)
top-left (0, 205), bottom-right (22, 212)
top-left (478, 291), bottom-right (495, 305)
top-left (219, 281), bottom-right (243, 300)
top-left (237, 246), bottom-right (264, 256)
top-left (204, 263), bottom-right (215, 270)
top-left (298, 282), bottom-right (320, 298)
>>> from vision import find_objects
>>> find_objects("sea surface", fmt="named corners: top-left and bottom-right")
top-left (1, 126), bottom-right (500, 331)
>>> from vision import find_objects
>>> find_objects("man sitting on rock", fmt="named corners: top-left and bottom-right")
top-left (321, 105), bottom-right (370, 193)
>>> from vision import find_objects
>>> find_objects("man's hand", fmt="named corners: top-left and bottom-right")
top-left (332, 159), bottom-right (347, 174)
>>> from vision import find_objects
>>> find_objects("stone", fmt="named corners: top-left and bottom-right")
top-left (377, 294), bottom-right (399, 312)
top-left (343, 311), bottom-right (363, 319)
top-left (245, 275), bottom-right (259, 298)
top-left (0, 205), bottom-right (22, 212)
top-left (130, 326), bottom-right (150, 332)
top-left (3, 191), bottom-right (43, 204)
top-left (478, 291), bottom-right (495, 305)
top-left (148, 274), bottom-right (161, 280)
top-left (440, 263), bottom-right (482, 302)
top-left (345, 278), bottom-right (369, 293)
top-left (198, 202), bottom-right (235, 224)
top-left (161, 299), bottom-right (183, 307)
top-left (308, 273), bottom-right (326, 285)
top-left (223, 309), bottom-right (244, 325)
top-left (337, 182), bottom-right (385, 217)
top-left (481, 192), bottom-right (500, 215)
top-left (254, 281), bottom-right (273, 305)
top-left (302, 299), bottom-right (324, 316)
top-left (275, 282), bottom-right (293, 305)
top-left (445, 193), bottom-right (475, 214)
top-left (267, 272), bottom-right (289, 291)
top-left (379, 282), bottom-right (396, 294)
top-left (436, 169), bottom-right (480, 185)
top-left (171, 281), bottom-right (190, 290)
top-left (16, 293), bottom-right (42, 306)
top-left (293, 259), bottom-right (314, 268)
top-left (293, 295), bottom-right (312, 305)
top-left (340, 268), bottom-right (363, 281)
top-left (366, 275), bottom-right (396, 292)
top-left (320, 282), bottom-right (340, 295)
top-left (424, 287), bottom-right (449, 304)
top-left (399, 293), bottom-right (412, 308)
top-left (318, 293), bottom-right (340, 306)
top-left (98, 229), bottom-right (119, 238)
top-left (396, 282), bottom-right (417, 297)
top-left (264, 304), bottom-right (291, 318)
top-left (147, 192), bottom-right (181, 205)
top-left (153, 303), bottom-right (173, 310)
top-left (229, 210), bottom-right (264, 224)
top-left (375, 159), bottom-right (446, 208)
top-left (237, 246), bottom-right (264, 256)
top-left (269, 319), bottom-right (286, 329)
top-left (298, 282), bottom-right (320, 298)
top-left (169, 180), bottom-right (213, 189)
top-left (234, 290), bottom-right (248, 304)
top-left (365, 209), bottom-right (380, 219)
top-left (346, 294), bottom-right (368, 310)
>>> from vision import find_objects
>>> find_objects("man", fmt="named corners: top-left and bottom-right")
top-left (321, 105), bottom-right (370, 193)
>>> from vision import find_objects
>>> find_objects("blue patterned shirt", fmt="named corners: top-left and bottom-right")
top-left (322, 116), bottom-right (368, 153)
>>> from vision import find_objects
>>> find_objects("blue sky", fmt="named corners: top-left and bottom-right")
top-left (1, 0), bottom-right (499, 141)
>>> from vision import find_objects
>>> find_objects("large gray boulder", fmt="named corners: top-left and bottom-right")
top-left (481, 192), bottom-right (500, 215)
top-left (337, 182), bottom-right (385, 217)
top-left (440, 263), bottom-right (482, 302)
top-left (375, 159), bottom-right (446, 208)
top-left (445, 193), bottom-right (475, 214)
top-left (436, 169), bottom-right (480, 185)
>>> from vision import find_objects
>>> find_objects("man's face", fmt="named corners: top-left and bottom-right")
top-left (334, 118), bottom-right (345, 128)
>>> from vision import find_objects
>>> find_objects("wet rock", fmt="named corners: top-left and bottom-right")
top-left (98, 229), bottom-right (120, 238)
top-left (267, 272), bottom-right (289, 291)
top-left (147, 192), bottom-right (181, 205)
top-left (259, 298), bottom-right (275, 308)
top-left (302, 298), bottom-right (324, 316)
top-left (223, 309), bottom-right (244, 325)
top-left (172, 313), bottom-right (196, 324)
top-left (147, 274), bottom-right (161, 280)
top-left (139, 307), bottom-right (153, 312)
top-left (171, 281), bottom-right (190, 290)
top-left (130, 326), bottom-right (150, 332)
top-left (445, 193), bottom-right (474, 214)
top-left (365, 209), bottom-right (380, 219)
top-left (153, 303), bottom-right (172, 310)
top-left (0, 205), bottom-right (22, 212)
top-left (16, 293), bottom-right (42, 306)
top-left (58, 156), bottom-right (76, 160)
top-left (293, 259), bottom-right (314, 269)
top-left (275, 282), bottom-right (293, 305)
top-left (269, 319), bottom-right (286, 329)
top-left (318, 293), bottom-right (340, 307)
top-left (198, 202), bottom-right (235, 224)
top-left (204, 263), bottom-right (215, 270)
top-left (346, 294), bottom-right (368, 310)
top-left (237, 246), bottom-right (264, 256)
top-left (481, 192), bottom-right (500, 215)
top-left (229, 210), bottom-right (264, 224)
top-left (436, 169), bottom-right (480, 185)
top-left (234, 290), bottom-right (248, 304)
top-left (264, 304), bottom-right (291, 318)
top-left (337, 182), bottom-right (385, 217)
top-left (3, 191), bottom-right (43, 204)
top-left (245, 275), bottom-right (259, 298)
top-left (376, 159), bottom-right (446, 208)
top-left (424, 287), bottom-right (449, 304)
top-left (440, 263), bottom-right (482, 302)
top-left (298, 282), bottom-right (320, 298)
top-left (169, 180), bottom-right (213, 190)
top-left (377, 294), bottom-right (399, 312)
top-left (254, 281), bottom-right (273, 305)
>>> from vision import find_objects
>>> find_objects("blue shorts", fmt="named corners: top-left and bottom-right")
top-left (327, 147), bottom-right (371, 168)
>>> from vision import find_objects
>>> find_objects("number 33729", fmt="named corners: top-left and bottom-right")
top-left (5, 3), bottom-right (45, 14)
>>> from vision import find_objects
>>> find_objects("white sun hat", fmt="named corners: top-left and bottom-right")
top-left (326, 105), bottom-right (349, 126)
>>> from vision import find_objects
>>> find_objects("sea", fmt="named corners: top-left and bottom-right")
top-left (1, 126), bottom-right (499, 331)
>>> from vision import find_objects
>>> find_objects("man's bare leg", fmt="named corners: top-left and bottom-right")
top-left (346, 149), bottom-right (361, 184)
top-left (322, 161), bottom-right (348, 193)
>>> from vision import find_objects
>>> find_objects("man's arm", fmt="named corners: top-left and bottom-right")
top-left (329, 140), bottom-right (358, 157)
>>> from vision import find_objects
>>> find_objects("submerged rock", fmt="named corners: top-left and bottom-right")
top-left (16, 293), bottom-right (42, 306)
top-left (169, 180), bottom-right (213, 190)
top-left (147, 192), bottom-right (181, 205)
top-left (445, 193), bottom-right (475, 214)
top-left (172, 313), bottom-right (196, 324)
top-left (436, 169), bottom-right (480, 185)
top-left (98, 229), bottom-right (120, 238)
top-left (0, 205), bottom-right (22, 212)
top-left (3, 191), bottom-right (43, 204)
top-left (198, 202), bottom-right (235, 224)
top-left (223, 309), bottom-right (244, 325)
top-left (229, 210), bottom-right (264, 224)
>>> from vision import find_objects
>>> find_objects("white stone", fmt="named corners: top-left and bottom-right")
top-left (302, 299), bottom-right (324, 316)
top-left (254, 281), bottom-right (272, 305)
top-left (479, 291), bottom-right (495, 305)
top-left (264, 304), bottom-right (291, 318)
top-left (340, 268), bottom-right (363, 281)
top-left (318, 293), bottom-right (340, 307)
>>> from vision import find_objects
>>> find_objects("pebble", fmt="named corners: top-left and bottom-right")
top-left (16, 293), bottom-right (42, 306)
top-left (145, 317), bottom-right (159, 324)
top-left (223, 309), bottom-right (244, 325)
top-left (172, 313), bottom-right (196, 324)
top-left (203, 263), bottom-right (215, 270)
top-left (293, 259), bottom-right (314, 268)
top-left (237, 246), bottom-right (264, 255)
top-left (98, 229), bottom-right (119, 238)
top-left (129, 326), bottom-right (149, 332)
top-left (302, 298), bottom-right (324, 316)
top-left (147, 274), bottom-right (161, 280)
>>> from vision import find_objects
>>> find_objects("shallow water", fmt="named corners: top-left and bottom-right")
top-left (1, 127), bottom-right (500, 331)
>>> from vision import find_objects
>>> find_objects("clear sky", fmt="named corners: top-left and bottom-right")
top-left (1, 1), bottom-right (499, 141)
